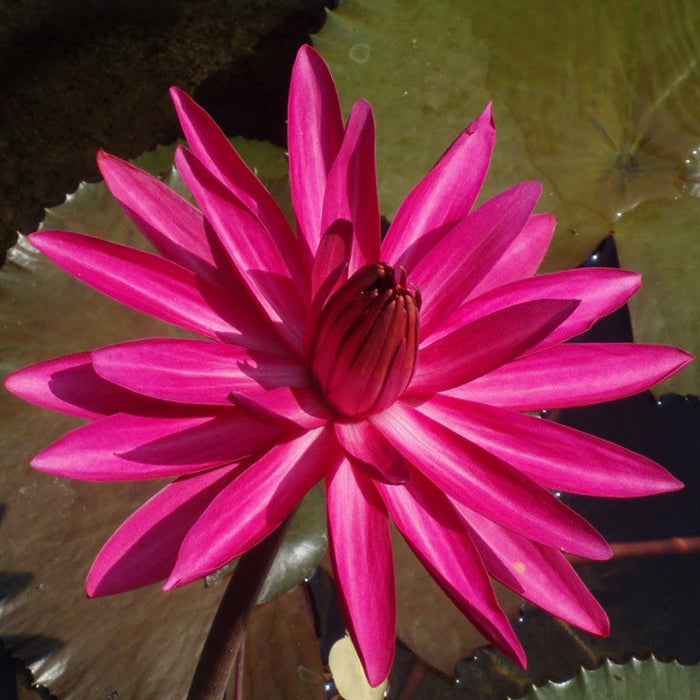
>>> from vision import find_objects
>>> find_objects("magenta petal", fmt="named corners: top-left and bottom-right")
top-left (175, 147), bottom-right (307, 348)
top-left (414, 394), bottom-right (683, 497)
top-left (376, 471), bottom-right (526, 668)
top-left (321, 100), bottom-right (381, 274)
top-left (411, 181), bottom-right (542, 336)
top-left (469, 213), bottom-right (557, 298)
top-left (230, 385), bottom-right (330, 430)
top-left (87, 463), bottom-right (242, 596)
top-left (371, 402), bottom-right (612, 559)
top-left (97, 151), bottom-right (234, 288)
top-left (433, 268), bottom-right (641, 350)
top-left (410, 299), bottom-right (579, 394)
top-left (304, 219), bottom-right (353, 354)
top-left (456, 505), bottom-right (609, 636)
top-left (382, 104), bottom-right (495, 270)
top-left (4, 352), bottom-right (164, 419)
top-left (29, 231), bottom-right (283, 352)
top-left (169, 87), bottom-right (306, 271)
top-left (288, 45), bottom-right (345, 255)
top-left (92, 338), bottom-right (306, 405)
top-left (453, 343), bottom-right (694, 411)
top-left (32, 411), bottom-right (284, 481)
top-left (309, 219), bottom-right (352, 303)
top-left (327, 458), bottom-right (396, 686)
top-left (334, 420), bottom-right (410, 484)
top-left (165, 427), bottom-right (339, 589)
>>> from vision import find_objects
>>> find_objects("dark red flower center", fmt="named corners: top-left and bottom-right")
top-left (310, 262), bottom-right (420, 417)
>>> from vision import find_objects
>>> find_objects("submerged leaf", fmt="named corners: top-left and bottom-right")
top-left (239, 585), bottom-right (325, 699)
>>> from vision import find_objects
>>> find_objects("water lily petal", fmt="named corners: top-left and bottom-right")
top-left (97, 151), bottom-right (234, 288)
top-left (4, 352), bottom-right (164, 419)
top-left (334, 420), bottom-right (411, 484)
top-left (165, 427), bottom-right (339, 589)
top-left (371, 402), bottom-right (611, 559)
top-left (29, 231), bottom-right (283, 352)
top-left (431, 268), bottom-right (641, 350)
top-left (92, 338), bottom-right (307, 405)
top-left (229, 385), bottom-right (330, 431)
top-left (410, 299), bottom-right (579, 394)
top-left (382, 104), bottom-right (495, 270)
top-left (469, 213), bottom-right (557, 298)
top-left (411, 182), bottom-right (542, 336)
top-left (457, 505), bottom-right (609, 636)
top-left (32, 410), bottom-right (283, 481)
top-left (415, 394), bottom-right (682, 496)
top-left (452, 343), bottom-right (694, 411)
top-left (305, 219), bottom-right (353, 354)
top-left (288, 45), bottom-right (345, 255)
top-left (321, 100), bottom-right (381, 274)
top-left (87, 463), bottom-right (242, 596)
top-left (376, 470), bottom-right (526, 668)
top-left (175, 147), bottom-right (307, 348)
top-left (310, 219), bottom-right (352, 300)
top-left (169, 87), bottom-right (305, 272)
top-left (327, 458), bottom-right (396, 686)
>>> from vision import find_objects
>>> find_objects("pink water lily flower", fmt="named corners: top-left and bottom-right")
top-left (5, 45), bottom-right (692, 685)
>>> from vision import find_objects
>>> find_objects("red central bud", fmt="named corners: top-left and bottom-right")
top-left (310, 262), bottom-right (420, 417)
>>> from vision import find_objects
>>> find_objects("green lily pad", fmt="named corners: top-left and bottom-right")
top-left (514, 657), bottom-right (700, 700)
top-left (614, 197), bottom-right (700, 394)
top-left (315, 0), bottom-right (699, 392)
top-left (0, 139), bottom-right (323, 699)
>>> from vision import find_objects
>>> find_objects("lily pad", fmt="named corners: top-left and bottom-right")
top-left (614, 197), bottom-right (700, 394)
top-left (314, 0), bottom-right (699, 391)
top-left (238, 585), bottom-right (326, 699)
top-left (0, 140), bottom-right (322, 698)
top-left (514, 657), bottom-right (700, 700)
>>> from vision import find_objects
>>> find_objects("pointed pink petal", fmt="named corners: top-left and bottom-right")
top-left (415, 394), bottom-right (683, 496)
top-left (371, 402), bottom-right (611, 559)
top-left (382, 104), bottom-right (496, 269)
top-left (309, 219), bottom-right (352, 303)
top-left (411, 182), bottom-right (542, 337)
top-left (230, 385), bottom-right (330, 431)
top-left (4, 352), bottom-right (163, 419)
top-left (453, 343), bottom-right (694, 411)
top-left (87, 463), bottom-right (242, 596)
top-left (169, 87), bottom-right (307, 270)
top-left (32, 410), bottom-right (285, 481)
top-left (92, 338), bottom-right (307, 405)
top-left (334, 420), bottom-right (410, 484)
top-left (456, 504), bottom-right (609, 636)
top-left (288, 45), bottom-right (345, 255)
top-left (321, 100), bottom-right (381, 274)
top-left (175, 147), bottom-right (307, 348)
top-left (469, 213), bottom-right (557, 298)
top-left (29, 231), bottom-right (283, 352)
top-left (410, 299), bottom-right (579, 394)
top-left (97, 151), bottom-right (235, 288)
top-left (431, 268), bottom-right (641, 350)
top-left (304, 219), bottom-right (353, 354)
top-left (376, 470), bottom-right (526, 668)
top-left (165, 427), bottom-right (339, 588)
top-left (327, 458), bottom-right (396, 685)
